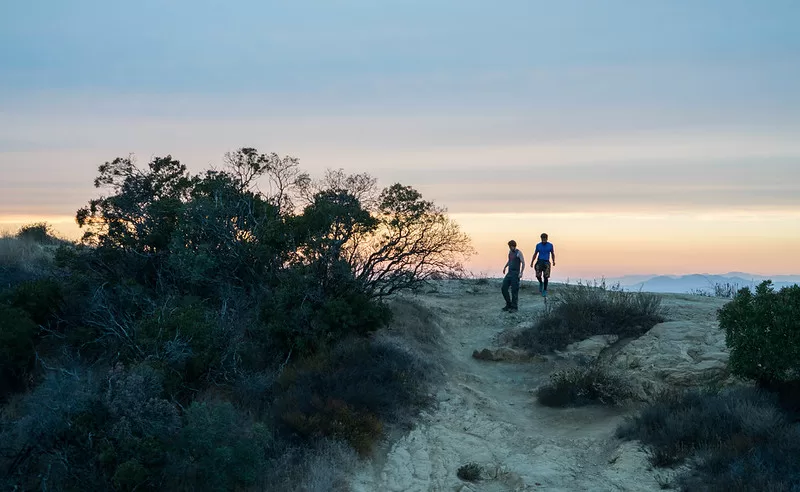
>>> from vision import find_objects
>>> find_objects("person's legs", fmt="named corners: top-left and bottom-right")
top-left (501, 275), bottom-right (512, 309)
top-left (542, 261), bottom-right (551, 294)
top-left (534, 262), bottom-right (544, 292)
top-left (510, 275), bottom-right (520, 309)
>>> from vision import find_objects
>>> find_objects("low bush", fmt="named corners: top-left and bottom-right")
top-left (457, 462), bottom-right (482, 481)
top-left (281, 396), bottom-right (383, 456)
top-left (689, 282), bottom-right (741, 299)
top-left (385, 298), bottom-right (444, 353)
top-left (514, 281), bottom-right (664, 354)
top-left (536, 364), bottom-right (634, 407)
top-left (617, 387), bottom-right (800, 490)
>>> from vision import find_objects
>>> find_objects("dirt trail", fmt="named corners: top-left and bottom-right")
top-left (351, 280), bottom-right (666, 492)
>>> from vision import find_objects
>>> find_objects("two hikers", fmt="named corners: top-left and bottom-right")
top-left (501, 234), bottom-right (556, 311)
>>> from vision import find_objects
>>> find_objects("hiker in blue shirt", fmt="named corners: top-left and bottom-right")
top-left (530, 233), bottom-right (556, 297)
top-left (502, 239), bottom-right (525, 312)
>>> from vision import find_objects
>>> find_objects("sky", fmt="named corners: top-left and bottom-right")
top-left (1, 0), bottom-right (799, 279)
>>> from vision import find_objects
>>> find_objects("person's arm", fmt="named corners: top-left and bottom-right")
top-left (503, 258), bottom-right (509, 274)
top-left (518, 250), bottom-right (525, 277)
top-left (551, 246), bottom-right (556, 267)
top-left (530, 248), bottom-right (538, 267)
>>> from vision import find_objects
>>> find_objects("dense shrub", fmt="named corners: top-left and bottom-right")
top-left (1, 147), bottom-right (469, 490)
top-left (718, 281), bottom-right (800, 385)
top-left (259, 267), bottom-right (392, 356)
top-left (0, 369), bottom-right (102, 491)
top-left (16, 222), bottom-right (57, 244)
top-left (536, 364), bottom-right (634, 407)
top-left (0, 305), bottom-right (37, 397)
top-left (3, 277), bottom-right (63, 324)
top-left (137, 301), bottom-right (223, 388)
top-left (514, 281), bottom-right (665, 354)
top-left (274, 338), bottom-right (434, 453)
top-left (166, 401), bottom-right (275, 492)
top-left (617, 387), bottom-right (800, 490)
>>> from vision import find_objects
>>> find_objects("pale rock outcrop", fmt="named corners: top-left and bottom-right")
top-left (609, 320), bottom-right (730, 400)
top-left (555, 334), bottom-right (619, 362)
top-left (471, 347), bottom-right (531, 362)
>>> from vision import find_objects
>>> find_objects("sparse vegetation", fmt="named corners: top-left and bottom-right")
top-left (617, 387), bottom-right (800, 491)
top-left (457, 462), bottom-right (482, 482)
top-left (690, 281), bottom-right (740, 299)
top-left (0, 148), bottom-right (466, 490)
top-left (536, 364), bottom-right (634, 407)
top-left (513, 281), bottom-right (665, 354)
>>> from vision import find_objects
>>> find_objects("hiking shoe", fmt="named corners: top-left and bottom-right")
top-left (502, 305), bottom-right (511, 311)
top-left (508, 307), bottom-right (518, 313)
top-left (542, 290), bottom-right (547, 298)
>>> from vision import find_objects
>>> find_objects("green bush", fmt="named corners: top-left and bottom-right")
top-left (167, 401), bottom-right (274, 492)
top-left (514, 281), bottom-right (665, 354)
top-left (718, 281), bottom-right (800, 384)
top-left (536, 365), bottom-right (634, 407)
top-left (0, 369), bottom-right (102, 491)
top-left (617, 387), bottom-right (800, 490)
top-left (112, 459), bottom-right (149, 491)
top-left (138, 301), bottom-right (221, 387)
top-left (274, 338), bottom-right (434, 454)
top-left (16, 222), bottom-right (56, 244)
top-left (281, 396), bottom-right (383, 456)
top-left (457, 462), bottom-right (482, 482)
top-left (3, 277), bottom-right (63, 325)
top-left (258, 268), bottom-right (392, 356)
top-left (0, 305), bottom-right (37, 397)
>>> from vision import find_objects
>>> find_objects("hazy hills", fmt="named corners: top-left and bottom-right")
top-left (603, 272), bottom-right (800, 294)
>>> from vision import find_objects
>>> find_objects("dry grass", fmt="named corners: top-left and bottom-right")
top-left (0, 235), bottom-right (54, 288)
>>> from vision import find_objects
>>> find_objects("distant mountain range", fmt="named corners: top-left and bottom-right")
top-left (599, 273), bottom-right (800, 294)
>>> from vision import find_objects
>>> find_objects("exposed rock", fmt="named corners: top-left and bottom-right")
top-left (472, 347), bottom-right (532, 362)
top-left (609, 320), bottom-right (731, 400)
top-left (494, 321), bottom-right (534, 346)
top-left (555, 334), bottom-right (619, 362)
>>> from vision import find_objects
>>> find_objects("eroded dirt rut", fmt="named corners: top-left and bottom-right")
top-left (351, 281), bottom-right (663, 492)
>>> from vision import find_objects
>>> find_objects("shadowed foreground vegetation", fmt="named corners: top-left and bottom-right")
top-left (535, 280), bottom-right (800, 490)
top-left (0, 148), bottom-right (468, 491)
top-left (536, 365), bottom-right (634, 408)
top-left (617, 387), bottom-right (800, 491)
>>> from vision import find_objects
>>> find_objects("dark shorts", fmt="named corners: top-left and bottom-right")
top-left (534, 260), bottom-right (551, 278)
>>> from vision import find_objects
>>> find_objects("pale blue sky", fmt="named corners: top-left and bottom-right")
top-left (1, 0), bottom-right (799, 275)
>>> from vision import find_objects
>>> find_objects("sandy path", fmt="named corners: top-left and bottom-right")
top-left (351, 280), bottom-right (667, 492)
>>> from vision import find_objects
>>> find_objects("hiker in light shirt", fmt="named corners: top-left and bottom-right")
top-left (502, 239), bottom-right (525, 312)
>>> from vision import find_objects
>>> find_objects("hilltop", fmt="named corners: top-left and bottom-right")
top-left (352, 280), bottom-right (737, 491)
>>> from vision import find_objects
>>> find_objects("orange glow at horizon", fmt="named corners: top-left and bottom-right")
top-left (451, 211), bottom-right (800, 278)
top-left (2, 210), bottom-right (799, 278)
